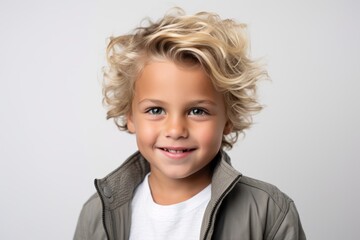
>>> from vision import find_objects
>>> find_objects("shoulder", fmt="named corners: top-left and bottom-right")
top-left (236, 175), bottom-right (292, 212)
top-left (74, 193), bottom-right (106, 240)
top-left (216, 176), bottom-right (306, 239)
top-left (227, 175), bottom-right (294, 225)
top-left (84, 192), bottom-right (102, 206)
top-left (221, 175), bottom-right (293, 223)
top-left (83, 193), bottom-right (102, 217)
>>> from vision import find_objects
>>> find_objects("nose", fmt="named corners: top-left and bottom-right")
top-left (164, 115), bottom-right (189, 139)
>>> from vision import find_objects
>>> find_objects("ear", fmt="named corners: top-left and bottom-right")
top-left (223, 121), bottom-right (233, 135)
top-left (127, 112), bottom-right (136, 133)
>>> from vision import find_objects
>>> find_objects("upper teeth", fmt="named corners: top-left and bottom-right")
top-left (164, 148), bottom-right (187, 153)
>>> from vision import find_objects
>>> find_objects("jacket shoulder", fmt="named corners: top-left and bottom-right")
top-left (73, 193), bottom-right (106, 240)
top-left (238, 175), bottom-right (292, 212)
top-left (216, 175), bottom-right (306, 239)
top-left (83, 192), bottom-right (101, 206)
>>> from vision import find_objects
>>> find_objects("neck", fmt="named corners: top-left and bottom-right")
top-left (148, 165), bottom-right (212, 205)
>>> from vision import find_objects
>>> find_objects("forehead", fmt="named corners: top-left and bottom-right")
top-left (134, 61), bottom-right (221, 101)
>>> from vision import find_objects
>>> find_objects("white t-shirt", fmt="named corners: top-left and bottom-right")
top-left (129, 174), bottom-right (211, 240)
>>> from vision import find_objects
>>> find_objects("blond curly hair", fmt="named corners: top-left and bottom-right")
top-left (103, 8), bottom-right (268, 149)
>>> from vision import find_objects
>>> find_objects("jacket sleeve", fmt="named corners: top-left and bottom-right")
top-left (73, 194), bottom-right (107, 240)
top-left (271, 201), bottom-right (306, 240)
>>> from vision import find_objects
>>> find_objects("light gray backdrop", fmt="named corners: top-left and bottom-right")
top-left (1, 0), bottom-right (359, 239)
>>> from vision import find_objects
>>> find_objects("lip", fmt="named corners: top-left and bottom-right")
top-left (157, 146), bottom-right (196, 160)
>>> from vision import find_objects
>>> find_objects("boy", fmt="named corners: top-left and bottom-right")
top-left (74, 8), bottom-right (306, 240)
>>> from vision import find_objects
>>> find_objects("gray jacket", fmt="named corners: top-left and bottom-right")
top-left (74, 151), bottom-right (306, 240)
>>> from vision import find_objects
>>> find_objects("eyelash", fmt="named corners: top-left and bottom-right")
top-left (144, 107), bottom-right (209, 116)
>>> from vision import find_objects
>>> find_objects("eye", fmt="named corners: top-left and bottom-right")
top-left (189, 108), bottom-right (208, 116)
top-left (146, 107), bottom-right (165, 115)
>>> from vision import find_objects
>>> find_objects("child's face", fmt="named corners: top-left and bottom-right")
top-left (127, 60), bottom-right (230, 183)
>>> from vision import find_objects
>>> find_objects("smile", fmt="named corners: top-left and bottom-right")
top-left (158, 147), bottom-right (195, 160)
top-left (160, 148), bottom-right (195, 153)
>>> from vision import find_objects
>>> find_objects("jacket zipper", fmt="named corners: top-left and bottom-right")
top-left (202, 174), bottom-right (242, 240)
top-left (94, 179), bottom-right (111, 240)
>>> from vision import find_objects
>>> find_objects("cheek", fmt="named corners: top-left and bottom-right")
top-left (195, 122), bottom-right (224, 148)
top-left (135, 121), bottom-right (159, 143)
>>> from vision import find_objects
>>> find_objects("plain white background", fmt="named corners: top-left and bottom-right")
top-left (1, 0), bottom-right (359, 239)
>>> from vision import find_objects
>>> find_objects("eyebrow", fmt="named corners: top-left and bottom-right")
top-left (138, 99), bottom-right (218, 106)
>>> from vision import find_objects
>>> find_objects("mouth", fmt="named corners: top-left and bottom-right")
top-left (158, 147), bottom-right (196, 154)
